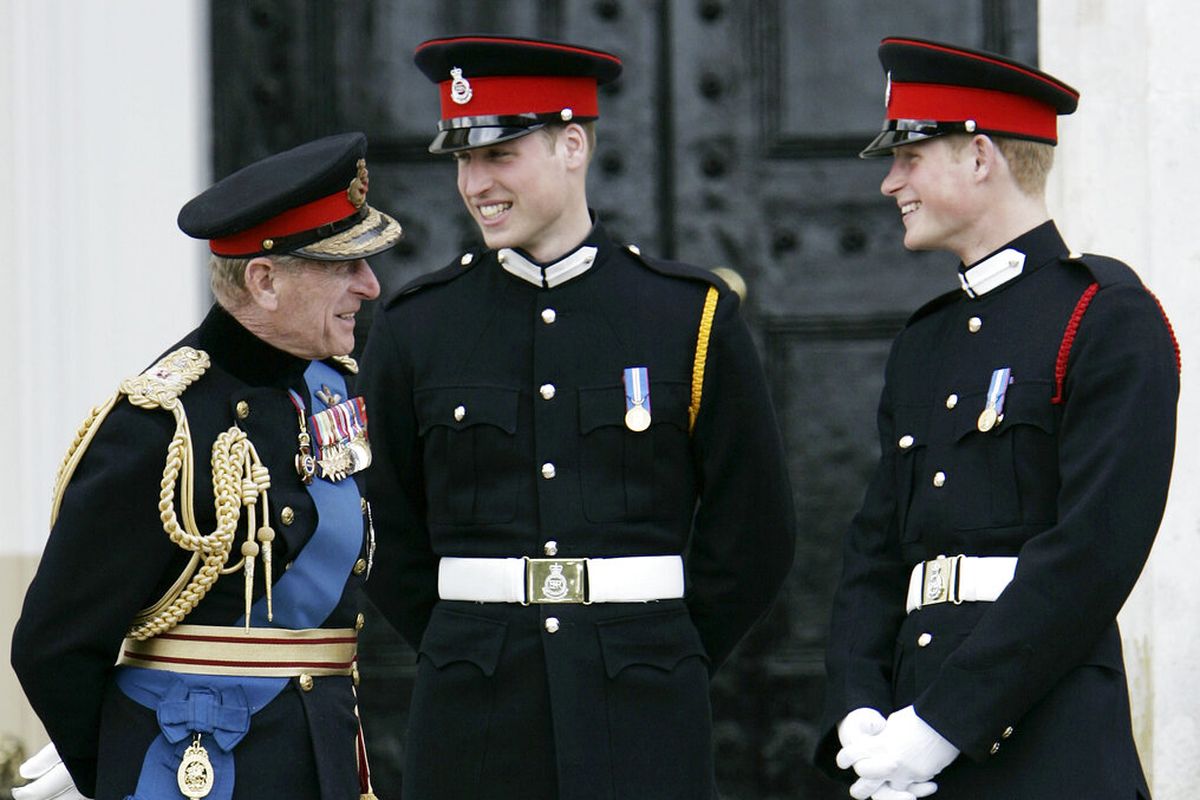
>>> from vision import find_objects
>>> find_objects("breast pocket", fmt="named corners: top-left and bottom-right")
top-left (892, 404), bottom-right (931, 542)
top-left (950, 379), bottom-right (1059, 529)
top-left (415, 385), bottom-right (521, 525)
top-left (577, 381), bottom-right (692, 523)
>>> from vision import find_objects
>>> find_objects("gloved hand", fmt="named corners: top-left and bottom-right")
top-left (11, 742), bottom-right (91, 800)
top-left (837, 708), bottom-right (887, 799)
top-left (837, 705), bottom-right (959, 789)
top-left (862, 779), bottom-right (939, 800)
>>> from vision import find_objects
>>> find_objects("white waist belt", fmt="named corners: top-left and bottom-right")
top-left (438, 555), bottom-right (685, 604)
top-left (905, 555), bottom-right (1018, 614)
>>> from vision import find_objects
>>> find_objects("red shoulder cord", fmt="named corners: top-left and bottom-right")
top-left (1051, 283), bottom-right (1099, 405)
top-left (1051, 283), bottom-right (1182, 405)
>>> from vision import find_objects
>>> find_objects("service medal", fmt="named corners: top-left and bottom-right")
top-left (177, 734), bottom-right (214, 800)
top-left (623, 366), bottom-right (652, 433)
top-left (977, 367), bottom-right (1012, 433)
top-left (310, 397), bottom-right (371, 481)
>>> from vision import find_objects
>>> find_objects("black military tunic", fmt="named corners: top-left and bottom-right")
top-left (817, 221), bottom-right (1179, 798)
top-left (360, 222), bottom-right (795, 800)
top-left (11, 305), bottom-right (371, 800)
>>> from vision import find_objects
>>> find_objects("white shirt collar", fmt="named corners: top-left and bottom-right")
top-left (498, 246), bottom-right (598, 289)
top-left (959, 248), bottom-right (1026, 298)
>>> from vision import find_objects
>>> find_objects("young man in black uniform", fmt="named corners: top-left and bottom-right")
top-left (359, 35), bottom-right (796, 800)
top-left (11, 132), bottom-right (401, 800)
top-left (817, 37), bottom-right (1180, 800)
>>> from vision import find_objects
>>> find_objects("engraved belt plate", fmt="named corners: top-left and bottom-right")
top-left (525, 558), bottom-right (587, 604)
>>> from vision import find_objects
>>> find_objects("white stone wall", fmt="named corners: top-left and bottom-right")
top-left (1043, 3), bottom-right (1200, 798)
top-left (0, 0), bottom-right (209, 752)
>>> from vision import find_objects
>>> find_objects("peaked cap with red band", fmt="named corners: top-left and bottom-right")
top-left (414, 35), bottom-right (623, 154)
top-left (860, 36), bottom-right (1080, 158)
top-left (178, 132), bottom-right (402, 260)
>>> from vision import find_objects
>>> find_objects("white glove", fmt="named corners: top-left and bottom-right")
top-left (837, 708), bottom-right (887, 799)
top-left (11, 742), bottom-right (91, 800)
top-left (837, 705), bottom-right (959, 787)
top-left (865, 780), bottom-right (939, 800)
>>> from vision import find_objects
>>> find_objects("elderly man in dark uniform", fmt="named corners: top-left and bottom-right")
top-left (11, 132), bottom-right (401, 800)
top-left (359, 35), bottom-right (796, 800)
top-left (816, 38), bottom-right (1180, 800)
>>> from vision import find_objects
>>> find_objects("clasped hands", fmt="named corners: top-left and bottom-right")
top-left (835, 705), bottom-right (959, 800)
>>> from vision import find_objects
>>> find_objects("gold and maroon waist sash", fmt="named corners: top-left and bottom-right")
top-left (117, 624), bottom-right (357, 677)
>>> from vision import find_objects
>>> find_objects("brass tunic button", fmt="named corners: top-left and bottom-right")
top-left (352, 558), bottom-right (367, 575)
top-left (541, 308), bottom-right (557, 324)
top-left (917, 633), bottom-right (933, 647)
top-left (945, 393), bottom-right (959, 409)
top-left (1002, 726), bottom-right (1014, 739)
top-left (355, 612), bottom-right (365, 631)
top-left (968, 316), bottom-right (983, 333)
top-left (990, 742), bottom-right (1000, 755)
top-left (898, 435), bottom-right (915, 449)
top-left (454, 405), bottom-right (466, 422)
top-left (298, 673), bottom-right (314, 692)
top-left (541, 463), bottom-right (557, 479)
top-left (933, 471), bottom-right (947, 488)
top-left (544, 617), bottom-right (560, 633)
top-left (627, 244), bottom-right (641, 255)
top-left (280, 507), bottom-right (295, 526)
top-left (460, 252), bottom-right (474, 266)
top-left (540, 384), bottom-right (556, 400)
top-left (544, 540), bottom-right (559, 556)
top-left (235, 400), bottom-right (250, 419)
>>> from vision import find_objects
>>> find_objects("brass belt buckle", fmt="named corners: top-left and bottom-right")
top-left (525, 558), bottom-right (588, 604)
top-left (921, 554), bottom-right (963, 608)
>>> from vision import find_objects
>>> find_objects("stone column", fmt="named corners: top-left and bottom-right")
top-left (0, 0), bottom-right (209, 757)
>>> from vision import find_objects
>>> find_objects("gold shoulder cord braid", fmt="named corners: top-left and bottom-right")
top-left (49, 346), bottom-right (276, 640)
top-left (688, 286), bottom-right (720, 433)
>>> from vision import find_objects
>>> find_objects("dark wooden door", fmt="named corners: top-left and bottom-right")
top-left (210, 2), bottom-right (1037, 796)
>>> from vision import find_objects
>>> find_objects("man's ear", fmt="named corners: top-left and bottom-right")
top-left (560, 122), bottom-right (590, 170)
top-left (970, 134), bottom-right (997, 182)
top-left (243, 257), bottom-right (280, 311)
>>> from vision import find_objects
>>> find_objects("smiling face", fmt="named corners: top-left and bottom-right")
top-left (269, 257), bottom-right (380, 358)
top-left (880, 136), bottom-right (986, 259)
top-left (453, 126), bottom-right (591, 262)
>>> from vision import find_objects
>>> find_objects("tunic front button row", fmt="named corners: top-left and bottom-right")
top-left (540, 384), bottom-right (556, 400)
top-left (541, 308), bottom-right (557, 324)
top-left (898, 435), bottom-right (915, 449)
top-left (945, 393), bottom-right (959, 409)
top-left (968, 316), bottom-right (983, 333)
top-left (544, 617), bottom-right (560, 633)
top-left (544, 540), bottom-right (558, 556)
top-left (917, 633), bottom-right (933, 647)
top-left (542, 463), bottom-right (557, 479)
top-left (933, 471), bottom-right (947, 488)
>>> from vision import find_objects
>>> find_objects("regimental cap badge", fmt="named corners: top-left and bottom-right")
top-left (450, 67), bottom-right (473, 105)
top-left (346, 158), bottom-right (369, 209)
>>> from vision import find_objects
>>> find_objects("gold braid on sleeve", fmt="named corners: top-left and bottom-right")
top-left (49, 346), bottom-right (276, 641)
top-left (688, 286), bottom-right (720, 434)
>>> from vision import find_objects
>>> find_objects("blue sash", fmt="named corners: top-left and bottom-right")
top-left (118, 361), bottom-right (362, 800)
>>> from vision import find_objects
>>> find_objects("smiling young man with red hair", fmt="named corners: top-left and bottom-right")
top-left (817, 37), bottom-right (1179, 800)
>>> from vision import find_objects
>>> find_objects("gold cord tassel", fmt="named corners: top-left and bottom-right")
top-left (258, 524), bottom-right (275, 621)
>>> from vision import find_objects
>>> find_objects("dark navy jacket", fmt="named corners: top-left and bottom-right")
top-left (12, 305), bottom-right (370, 800)
top-left (359, 223), bottom-right (796, 800)
top-left (817, 222), bottom-right (1179, 798)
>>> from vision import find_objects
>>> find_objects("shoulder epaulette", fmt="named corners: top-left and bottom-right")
top-left (1059, 252), bottom-right (1141, 289)
top-left (622, 245), bottom-right (729, 290)
top-left (906, 288), bottom-right (961, 326)
top-left (118, 346), bottom-right (211, 411)
top-left (329, 354), bottom-right (359, 375)
top-left (386, 249), bottom-right (486, 308)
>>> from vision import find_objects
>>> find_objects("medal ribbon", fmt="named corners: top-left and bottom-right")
top-left (986, 367), bottom-right (1012, 417)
